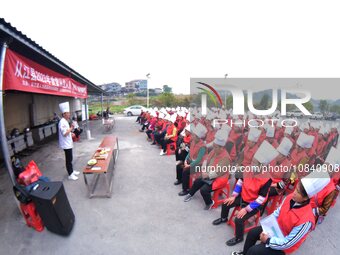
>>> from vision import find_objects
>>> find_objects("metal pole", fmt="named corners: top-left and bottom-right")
top-left (0, 43), bottom-right (16, 185)
top-left (101, 93), bottom-right (103, 119)
top-left (85, 97), bottom-right (89, 130)
top-left (147, 82), bottom-right (149, 108)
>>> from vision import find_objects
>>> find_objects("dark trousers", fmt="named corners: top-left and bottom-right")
top-left (176, 163), bottom-right (184, 181)
top-left (243, 226), bottom-right (285, 255)
top-left (64, 149), bottom-right (73, 175)
top-left (181, 166), bottom-right (191, 191)
top-left (154, 131), bottom-right (165, 144)
top-left (189, 177), bottom-right (213, 205)
top-left (161, 138), bottom-right (174, 152)
top-left (141, 123), bottom-right (149, 131)
top-left (175, 148), bottom-right (188, 161)
top-left (146, 130), bottom-right (153, 139)
top-left (73, 128), bottom-right (83, 138)
top-left (261, 186), bottom-right (279, 215)
top-left (220, 196), bottom-right (262, 239)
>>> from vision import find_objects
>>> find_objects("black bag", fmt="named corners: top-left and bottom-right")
top-left (12, 157), bottom-right (25, 178)
top-left (13, 184), bottom-right (32, 204)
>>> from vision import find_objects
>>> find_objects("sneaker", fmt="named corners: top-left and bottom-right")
top-left (178, 190), bottom-right (189, 196)
top-left (160, 150), bottom-right (166, 156)
top-left (73, 170), bottom-right (80, 175)
top-left (231, 251), bottom-right (244, 255)
top-left (68, 173), bottom-right (78, 181)
top-left (151, 142), bottom-right (156, 145)
top-left (226, 237), bottom-right (244, 246)
top-left (212, 217), bottom-right (228, 225)
top-left (184, 194), bottom-right (192, 202)
top-left (173, 180), bottom-right (182, 185)
top-left (204, 200), bottom-right (215, 210)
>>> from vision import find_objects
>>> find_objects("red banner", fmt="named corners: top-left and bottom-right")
top-left (3, 49), bottom-right (87, 98)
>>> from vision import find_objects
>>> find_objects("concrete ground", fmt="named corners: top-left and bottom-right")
top-left (0, 116), bottom-right (339, 255)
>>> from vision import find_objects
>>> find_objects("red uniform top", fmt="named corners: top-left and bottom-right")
top-left (189, 139), bottom-right (206, 163)
top-left (241, 173), bottom-right (270, 203)
top-left (310, 181), bottom-right (335, 211)
top-left (227, 129), bottom-right (242, 162)
top-left (308, 130), bottom-right (319, 157)
top-left (290, 148), bottom-right (308, 166)
top-left (277, 194), bottom-right (315, 254)
top-left (205, 148), bottom-right (231, 190)
top-left (242, 143), bottom-right (259, 167)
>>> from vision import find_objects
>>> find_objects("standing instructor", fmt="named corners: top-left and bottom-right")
top-left (58, 102), bottom-right (79, 181)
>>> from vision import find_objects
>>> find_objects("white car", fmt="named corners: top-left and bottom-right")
top-left (123, 105), bottom-right (146, 116)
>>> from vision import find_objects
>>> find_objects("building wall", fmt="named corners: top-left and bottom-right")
top-left (3, 92), bottom-right (80, 135)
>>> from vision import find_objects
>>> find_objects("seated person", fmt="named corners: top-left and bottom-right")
top-left (231, 171), bottom-right (330, 255)
top-left (183, 129), bottom-right (231, 210)
top-left (159, 115), bottom-right (178, 155)
top-left (212, 141), bottom-right (276, 247)
top-left (178, 123), bottom-right (207, 196)
top-left (72, 117), bottom-right (83, 138)
top-left (174, 125), bottom-right (191, 167)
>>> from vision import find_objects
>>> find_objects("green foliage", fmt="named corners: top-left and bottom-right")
top-left (319, 100), bottom-right (329, 113)
top-left (127, 93), bottom-right (137, 105)
top-left (303, 101), bottom-right (314, 113)
top-left (163, 85), bottom-right (172, 93)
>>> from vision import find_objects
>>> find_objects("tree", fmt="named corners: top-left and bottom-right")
top-left (319, 100), bottom-right (329, 113)
top-left (259, 94), bottom-right (270, 110)
top-left (303, 101), bottom-right (314, 113)
top-left (158, 92), bottom-right (176, 107)
top-left (127, 93), bottom-right (137, 105)
top-left (163, 85), bottom-right (172, 93)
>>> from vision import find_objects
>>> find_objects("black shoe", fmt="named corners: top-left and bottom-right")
top-left (174, 180), bottom-right (182, 185)
top-left (212, 217), bottom-right (228, 225)
top-left (178, 190), bottom-right (189, 196)
top-left (226, 237), bottom-right (244, 246)
top-left (151, 142), bottom-right (156, 145)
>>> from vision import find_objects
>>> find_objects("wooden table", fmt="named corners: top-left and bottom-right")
top-left (83, 136), bottom-right (119, 198)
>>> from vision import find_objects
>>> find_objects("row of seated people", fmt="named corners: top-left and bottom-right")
top-left (137, 108), bottom-right (340, 255)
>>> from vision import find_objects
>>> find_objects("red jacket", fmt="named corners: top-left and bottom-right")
top-left (241, 174), bottom-right (270, 203)
top-left (277, 194), bottom-right (315, 254)
top-left (242, 143), bottom-right (258, 167)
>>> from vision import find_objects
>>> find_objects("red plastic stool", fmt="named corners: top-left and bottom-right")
top-left (265, 195), bottom-right (284, 215)
top-left (72, 133), bottom-right (80, 142)
top-left (166, 142), bottom-right (176, 155)
top-left (20, 202), bottom-right (44, 232)
top-left (227, 206), bottom-right (261, 235)
top-left (212, 181), bottom-right (230, 209)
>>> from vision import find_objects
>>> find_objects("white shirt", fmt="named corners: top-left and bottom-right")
top-left (58, 118), bottom-right (73, 149)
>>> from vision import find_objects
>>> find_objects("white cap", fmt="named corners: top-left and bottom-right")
top-left (248, 128), bottom-right (261, 142)
top-left (311, 122), bottom-right (321, 129)
top-left (158, 113), bottom-right (165, 119)
top-left (325, 147), bottom-right (340, 165)
top-left (301, 170), bottom-right (330, 198)
top-left (164, 114), bottom-right (171, 121)
top-left (277, 137), bottom-right (293, 156)
top-left (193, 123), bottom-right (208, 139)
top-left (186, 113), bottom-right (191, 122)
top-left (266, 126), bottom-right (275, 138)
top-left (284, 127), bottom-right (293, 135)
top-left (299, 122), bottom-right (310, 132)
top-left (170, 114), bottom-right (177, 123)
top-left (59, 102), bottom-right (70, 113)
top-left (254, 140), bottom-right (279, 165)
top-left (213, 129), bottom-right (229, 147)
top-left (296, 133), bottom-right (315, 149)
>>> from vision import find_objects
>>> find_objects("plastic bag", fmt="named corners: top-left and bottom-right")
top-left (18, 160), bottom-right (42, 186)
